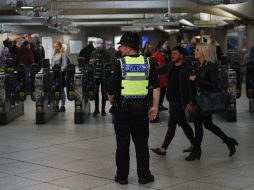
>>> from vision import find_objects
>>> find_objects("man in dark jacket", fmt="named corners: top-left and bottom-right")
top-left (16, 41), bottom-right (35, 93)
top-left (151, 46), bottom-right (195, 156)
top-left (79, 41), bottom-right (95, 64)
top-left (16, 41), bottom-right (34, 68)
top-left (31, 40), bottom-right (45, 67)
top-left (90, 38), bottom-right (112, 117)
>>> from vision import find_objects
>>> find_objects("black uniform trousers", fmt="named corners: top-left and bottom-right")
top-left (162, 102), bottom-right (195, 149)
top-left (114, 102), bottom-right (151, 180)
top-left (94, 78), bottom-right (106, 112)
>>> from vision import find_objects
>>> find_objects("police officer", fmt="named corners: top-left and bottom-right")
top-left (108, 31), bottom-right (160, 185)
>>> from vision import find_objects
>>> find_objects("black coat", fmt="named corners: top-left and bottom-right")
top-left (161, 62), bottom-right (195, 106)
top-left (195, 61), bottom-right (219, 95)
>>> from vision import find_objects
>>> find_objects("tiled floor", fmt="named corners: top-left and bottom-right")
top-left (0, 91), bottom-right (253, 190)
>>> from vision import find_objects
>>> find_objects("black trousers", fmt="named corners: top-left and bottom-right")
top-left (162, 102), bottom-right (195, 149)
top-left (159, 88), bottom-right (167, 106)
top-left (194, 113), bottom-right (229, 148)
top-left (114, 106), bottom-right (151, 180)
top-left (94, 78), bottom-right (106, 111)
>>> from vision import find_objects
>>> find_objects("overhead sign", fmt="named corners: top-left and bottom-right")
top-left (42, 36), bottom-right (53, 64)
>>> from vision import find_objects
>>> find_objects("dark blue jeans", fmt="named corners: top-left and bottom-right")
top-left (25, 67), bottom-right (31, 94)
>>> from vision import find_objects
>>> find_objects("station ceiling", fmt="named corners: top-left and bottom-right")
top-left (0, 0), bottom-right (253, 32)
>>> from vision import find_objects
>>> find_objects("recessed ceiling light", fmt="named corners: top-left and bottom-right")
top-left (21, 6), bottom-right (34, 9)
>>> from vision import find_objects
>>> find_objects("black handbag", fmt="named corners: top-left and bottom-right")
top-left (195, 92), bottom-right (228, 114)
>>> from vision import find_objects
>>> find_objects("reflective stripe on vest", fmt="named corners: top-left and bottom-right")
top-left (120, 56), bottom-right (150, 99)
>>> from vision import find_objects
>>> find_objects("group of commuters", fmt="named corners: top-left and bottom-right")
top-left (79, 38), bottom-right (115, 117)
top-left (0, 38), bottom-right (45, 95)
top-left (0, 38), bottom-right (69, 112)
top-left (0, 38), bottom-right (45, 69)
top-left (107, 31), bottom-right (239, 185)
top-left (150, 43), bottom-right (238, 161)
top-left (0, 32), bottom-right (239, 185)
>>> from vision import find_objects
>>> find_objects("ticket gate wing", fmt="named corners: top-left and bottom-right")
top-left (16, 64), bottom-right (26, 102)
top-left (246, 61), bottom-right (254, 99)
top-left (30, 64), bottom-right (41, 101)
top-left (231, 61), bottom-right (242, 99)
top-left (66, 64), bottom-right (76, 101)
top-left (52, 64), bottom-right (62, 101)
top-left (103, 63), bottom-right (111, 101)
top-left (85, 64), bottom-right (96, 101)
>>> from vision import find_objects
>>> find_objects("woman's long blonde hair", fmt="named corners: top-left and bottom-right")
top-left (54, 41), bottom-right (64, 55)
top-left (196, 43), bottom-right (218, 64)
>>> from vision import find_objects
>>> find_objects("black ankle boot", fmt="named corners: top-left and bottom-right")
top-left (101, 110), bottom-right (106, 117)
top-left (185, 146), bottom-right (201, 161)
top-left (183, 145), bottom-right (193, 153)
top-left (225, 138), bottom-right (239, 157)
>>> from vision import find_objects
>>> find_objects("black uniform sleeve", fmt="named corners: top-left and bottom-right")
top-left (107, 59), bottom-right (122, 95)
top-left (149, 57), bottom-right (160, 89)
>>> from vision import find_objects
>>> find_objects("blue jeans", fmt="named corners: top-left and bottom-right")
top-left (61, 88), bottom-right (66, 106)
top-left (25, 68), bottom-right (31, 94)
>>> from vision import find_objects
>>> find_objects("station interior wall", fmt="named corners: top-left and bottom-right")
top-left (0, 24), bottom-right (252, 64)
top-left (0, 26), bottom-right (171, 65)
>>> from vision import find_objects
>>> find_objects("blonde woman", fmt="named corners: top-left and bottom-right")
top-left (52, 41), bottom-right (68, 112)
top-left (186, 43), bottom-right (238, 161)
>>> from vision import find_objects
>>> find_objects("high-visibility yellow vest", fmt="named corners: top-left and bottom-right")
top-left (120, 55), bottom-right (150, 99)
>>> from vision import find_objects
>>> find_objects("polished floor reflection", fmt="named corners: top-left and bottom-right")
top-left (0, 92), bottom-right (253, 190)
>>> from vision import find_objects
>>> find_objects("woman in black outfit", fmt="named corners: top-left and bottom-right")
top-left (186, 43), bottom-right (238, 161)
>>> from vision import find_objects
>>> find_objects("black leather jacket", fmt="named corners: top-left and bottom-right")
top-left (161, 62), bottom-right (195, 106)
top-left (195, 61), bottom-right (219, 94)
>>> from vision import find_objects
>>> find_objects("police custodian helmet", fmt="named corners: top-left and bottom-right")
top-left (118, 31), bottom-right (140, 51)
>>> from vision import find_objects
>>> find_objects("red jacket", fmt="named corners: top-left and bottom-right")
top-left (16, 47), bottom-right (34, 67)
top-left (153, 51), bottom-right (168, 88)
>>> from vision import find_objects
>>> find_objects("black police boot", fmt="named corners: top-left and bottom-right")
top-left (56, 105), bottom-right (59, 112)
top-left (59, 106), bottom-right (66, 112)
top-left (93, 110), bottom-right (100, 117)
top-left (115, 176), bottom-right (128, 185)
top-left (138, 174), bottom-right (155, 184)
top-left (101, 110), bottom-right (106, 117)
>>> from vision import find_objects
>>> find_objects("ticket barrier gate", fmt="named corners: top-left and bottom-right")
top-left (0, 62), bottom-right (26, 125)
top-left (66, 61), bottom-right (94, 124)
top-left (33, 60), bottom-right (62, 124)
top-left (219, 65), bottom-right (237, 122)
top-left (231, 61), bottom-right (242, 99)
top-left (246, 61), bottom-right (254, 113)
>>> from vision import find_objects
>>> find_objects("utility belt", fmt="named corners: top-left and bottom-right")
top-left (110, 99), bottom-right (149, 114)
